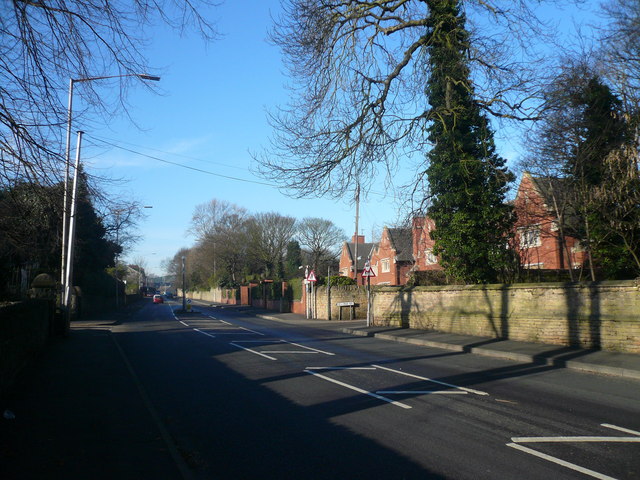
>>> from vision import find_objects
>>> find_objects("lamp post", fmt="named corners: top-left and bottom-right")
top-left (182, 256), bottom-right (186, 311)
top-left (60, 73), bottom-right (160, 313)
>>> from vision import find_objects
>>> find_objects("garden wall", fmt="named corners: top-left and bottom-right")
top-left (373, 281), bottom-right (640, 353)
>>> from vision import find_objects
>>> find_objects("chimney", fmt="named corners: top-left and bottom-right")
top-left (351, 235), bottom-right (365, 244)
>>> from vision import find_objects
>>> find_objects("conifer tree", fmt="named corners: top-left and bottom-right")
top-left (425, 0), bottom-right (515, 283)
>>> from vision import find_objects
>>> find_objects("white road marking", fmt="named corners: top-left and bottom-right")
top-left (372, 364), bottom-right (489, 396)
top-left (179, 320), bottom-right (190, 327)
top-left (193, 328), bottom-right (216, 339)
top-left (376, 390), bottom-right (467, 395)
top-left (305, 367), bottom-right (377, 371)
top-left (229, 339), bottom-right (333, 360)
top-left (304, 369), bottom-right (412, 409)
top-left (508, 423), bottom-right (639, 479)
top-left (262, 351), bottom-right (319, 354)
top-left (239, 326), bottom-right (265, 335)
top-left (506, 443), bottom-right (617, 480)
top-left (283, 340), bottom-right (334, 355)
top-left (511, 436), bottom-right (640, 443)
top-left (229, 342), bottom-right (277, 361)
top-left (208, 332), bottom-right (257, 335)
top-left (602, 423), bottom-right (640, 436)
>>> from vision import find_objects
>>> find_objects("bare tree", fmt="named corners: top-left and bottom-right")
top-left (189, 199), bottom-right (242, 242)
top-left (0, 0), bottom-right (218, 188)
top-left (248, 212), bottom-right (297, 279)
top-left (256, 0), bottom-right (576, 201)
top-left (297, 217), bottom-right (346, 270)
top-left (188, 199), bottom-right (248, 281)
top-left (599, 0), bottom-right (640, 112)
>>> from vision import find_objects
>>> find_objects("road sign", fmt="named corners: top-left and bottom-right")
top-left (307, 270), bottom-right (317, 282)
top-left (361, 266), bottom-right (376, 277)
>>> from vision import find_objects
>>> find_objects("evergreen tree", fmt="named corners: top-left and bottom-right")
top-left (284, 240), bottom-right (303, 280)
top-left (567, 77), bottom-right (628, 186)
top-left (565, 75), bottom-right (634, 279)
top-left (425, 0), bottom-right (515, 283)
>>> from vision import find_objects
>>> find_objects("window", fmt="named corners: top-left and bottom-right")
top-left (519, 225), bottom-right (541, 249)
top-left (381, 258), bottom-right (390, 273)
top-left (424, 249), bottom-right (438, 265)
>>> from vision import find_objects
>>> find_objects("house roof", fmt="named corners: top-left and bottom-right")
top-left (521, 172), bottom-right (581, 231)
top-left (527, 174), bottom-right (570, 207)
top-left (344, 242), bottom-right (377, 270)
top-left (386, 228), bottom-right (414, 263)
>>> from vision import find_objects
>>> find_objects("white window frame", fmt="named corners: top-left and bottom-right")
top-left (381, 258), bottom-right (391, 273)
top-left (519, 225), bottom-right (542, 249)
top-left (424, 249), bottom-right (438, 265)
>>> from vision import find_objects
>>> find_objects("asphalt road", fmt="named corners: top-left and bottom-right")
top-left (97, 298), bottom-right (639, 480)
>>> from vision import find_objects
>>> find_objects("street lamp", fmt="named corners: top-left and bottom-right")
top-left (60, 73), bottom-right (160, 315)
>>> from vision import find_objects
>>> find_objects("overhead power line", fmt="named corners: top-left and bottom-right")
top-left (87, 134), bottom-right (276, 187)
top-left (86, 133), bottom-right (389, 198)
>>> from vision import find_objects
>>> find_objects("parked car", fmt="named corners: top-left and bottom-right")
top-left (153, 294), bottom-right (164, 304)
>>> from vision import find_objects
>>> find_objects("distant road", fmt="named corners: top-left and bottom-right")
top-left (111, 299), bottom-right (640, 479)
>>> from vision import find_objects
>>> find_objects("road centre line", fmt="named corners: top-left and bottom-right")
top-left (372, 364), bottom-right (489, 396)
top-left (304, 369), bottom-right (412, 409)
top-left (506, 443), bottom-right (617, 480)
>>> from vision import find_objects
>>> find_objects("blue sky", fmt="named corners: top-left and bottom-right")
top-left (76, 0), bottom-right (600, 276)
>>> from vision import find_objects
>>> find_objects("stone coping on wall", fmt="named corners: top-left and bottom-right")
top-left (373, 279), bottom-right (640, 293)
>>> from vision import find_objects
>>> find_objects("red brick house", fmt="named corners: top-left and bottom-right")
top-left (369, 227), bottom-right (415, 285)
top-left (338, 235), bottom-right (376, 283)
top-left (513, 172), bottom-right (586, 270)
top-left (411, 216), bottom-right (444, 272)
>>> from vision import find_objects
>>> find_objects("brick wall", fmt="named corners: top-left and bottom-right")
top-left (188, 288), bottom-right (239, 304)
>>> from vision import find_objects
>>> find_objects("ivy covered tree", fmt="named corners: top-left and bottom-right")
top-left (425, 0), bottom-right (515, 283)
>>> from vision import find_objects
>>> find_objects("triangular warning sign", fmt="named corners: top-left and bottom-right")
top-left (307, 270), bottom-right (317, 282)
top-left (361, 266), bottom-right (376, 277)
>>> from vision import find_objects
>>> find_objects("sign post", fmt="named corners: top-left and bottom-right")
top-left (361, 261), bottom-right (376, 327)
top-left (306, 270), bottom-right (317, 319)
